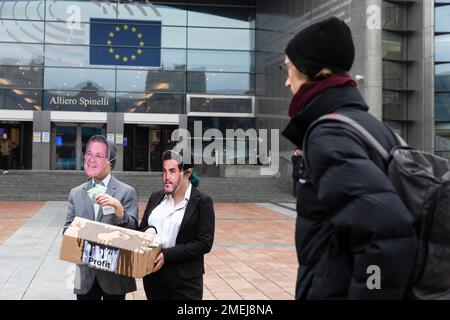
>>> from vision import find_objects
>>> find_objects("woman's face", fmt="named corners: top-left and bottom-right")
top-left (283, 56), bottom-right (310, 95)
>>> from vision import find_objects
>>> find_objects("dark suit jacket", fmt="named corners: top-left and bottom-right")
top-left (139, 187), bottom-right (215, 279)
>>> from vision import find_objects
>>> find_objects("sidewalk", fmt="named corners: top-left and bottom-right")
top-left (0, 201), bottom-right (297, 300)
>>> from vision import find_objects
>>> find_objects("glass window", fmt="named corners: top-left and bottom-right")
top-left (187, 116), bottom-right (255, 134)
top-left (436, 125), bottom-right (450, 159)
top-left (0, 66), bottom-right (43, 89)
top-left (436, 35), bottom-right (450, 62)
top-left (187, 72), bottom-right (254, 94)
top-left (118, 3), bottom-right (186, 26)
top-left (43, 90), bottom-right (115, 112)
top-left (0, 88), bottom-right (42, 111)
top-left (383, 90), bottom-right (408, 120)
top-left (382, 2), bottom-right (407, 30)
top-left (189, 96), bottom-right (253, 113)
top-left (188, 28), bottom-right (254, 50)
top-left (436, 64), bottom-right (450, 92)
top-left (436, 93), bottom-right (450, 121)
top-left (45, 21), bottom-right (89, 45)
top-left (0, 43), bottom-right (43, 66)
top-left (44, 67), bottom-right (115, 91)
top-left (45, 1), bottom-right (117, 22)
top-left (188, 50), bottom-right (254, 73)
top-left (116, 92), bottom-right (184, 114)
top-left (0, 20), bottom-right (44, 43)
top-left (382, 31), bottom-right (406, 60)
top-left (45, 21), bottom-right (184, 47)
top-left (0, 0), bottom-right (44, 20)
top-left (188, 6), bottom-right (255, 28)
top-left (116, 70), bottom-right (185, 93)
top-left (383, 61), bottom-right (407, 89)
top-left (436, 5), bottom-right (450, 33)
top-left (161, 26), bottom-right (186, 48)
top-left (45, 45), bottom-right (186, 70)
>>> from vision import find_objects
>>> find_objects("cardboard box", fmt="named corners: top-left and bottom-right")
top-left (60, 217), bottom-right (161, 278)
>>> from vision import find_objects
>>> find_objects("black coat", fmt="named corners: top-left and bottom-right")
top-left (139, 187), bottom-right (215, 280)
top-left (283, 86), bottom-right (418, 300)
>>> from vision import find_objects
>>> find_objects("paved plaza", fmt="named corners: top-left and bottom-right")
top-left (0, 200), bottom-right (297, 300)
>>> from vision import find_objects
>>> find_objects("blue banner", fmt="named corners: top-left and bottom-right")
top-left (90, 18), bottom-right (161, 67)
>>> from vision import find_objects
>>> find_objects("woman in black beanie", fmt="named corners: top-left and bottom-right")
top-left (281, 17), bottom-right (417, 300)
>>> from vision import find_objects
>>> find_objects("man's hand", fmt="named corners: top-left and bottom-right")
top-left (153, 253), bottom-right (164, 273)
top-left (95, 194), bottom-right (124, 219)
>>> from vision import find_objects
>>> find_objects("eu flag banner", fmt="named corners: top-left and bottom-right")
top-left (90, 18), bottom-right (161, 67)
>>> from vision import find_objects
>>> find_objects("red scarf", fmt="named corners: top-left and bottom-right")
top-left (288, 74), bottom-right (357, 118)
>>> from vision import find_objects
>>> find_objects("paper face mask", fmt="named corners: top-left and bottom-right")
top-left (84, 141), bottom-right (108, 178)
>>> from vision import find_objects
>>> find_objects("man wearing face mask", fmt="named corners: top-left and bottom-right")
top-left (139, 150), bottom-right (215, 300)
top-left (63, 135), bottom-right (138, 300)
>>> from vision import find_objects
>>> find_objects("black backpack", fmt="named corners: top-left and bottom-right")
top-left (303, 113), bottom-right (450, 300)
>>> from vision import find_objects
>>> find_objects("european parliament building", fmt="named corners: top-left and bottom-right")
top-left (0, 0), bottom-right (447, 176)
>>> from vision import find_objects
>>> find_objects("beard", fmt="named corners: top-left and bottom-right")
top-left (163, 178), bottom-right (182, 195)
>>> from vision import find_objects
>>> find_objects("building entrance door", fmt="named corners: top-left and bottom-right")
top-left (0, 121), bottom-right (32, 170)
top-left (51, 123), bottom-right (105, 170)
top-left (124, 124), bottom-right (176, 172)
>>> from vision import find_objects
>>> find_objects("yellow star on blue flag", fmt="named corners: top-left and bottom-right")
top-left (90, 18), bottom-right (161, 67)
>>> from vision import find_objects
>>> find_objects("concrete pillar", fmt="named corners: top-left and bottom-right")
top-left (350, 0), bottom-right (383, 120)
top-left (32, 111), bottom-right (51, 170)
top-left (107, 113), bottom-right (124, 171)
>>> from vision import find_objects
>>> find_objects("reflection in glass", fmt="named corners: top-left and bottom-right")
top-left (0, 43), bottom-right (44, 66)
top-left (0, 88), bottom-right (42, 111)
top-left (187, 72), bottom-right (254, 95)
top-left (188, 28), bottom-right (254, 50)
top-left (190, 97), bottom-right (253, 114)
top-left (382, 2), bottom-right (406, 30)
top-left (188, 50), bottom-right (254, 73)
top-left (116, 92), bottom-right (184, 114)
top-left (436, 93), bottom-right (450, 121)
top-left (0, 20), bottom-right (44, 43)
top-left (188, 6), bottom-right (255, 28)
top-left (0, 66), bottom-right (43, 89)
top-left (45, 45), bottom-right (186, 70)
top-left (0, 0), bottom-right (44, 20)
top-left (45, 21), bottom-right (90, 45)
top-left (436, 64), bottom-right (450, 92)
top-left (55, 126), bottom-right (76, 170)
top-left (382, 31), bottom-right (405, 60)
top-left (45, 1), bottom-right (116, 22)
top-left (44, 68), bottom-right (115, 91)
top-left (436, 35), bottom-right (450, 62)
top-left (116, 70), bottom-right (185, 93)
top-left (436, 5), bottom-right (450, 33)
top-left (383, 61), bottom-right (407, 89)
top-left (383, 90), bottom-right (407, 120)
top-left (118, 3), bottom-right (186, 26)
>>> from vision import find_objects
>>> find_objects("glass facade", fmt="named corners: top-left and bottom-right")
top-left (436, 1), bottom-right (450, 158)
top-left (0, 0), bottom-right (256, 115)
top-left (0, 0), bottom-right (257, 171)
top-left (382, 0), bottom-right (410, 138)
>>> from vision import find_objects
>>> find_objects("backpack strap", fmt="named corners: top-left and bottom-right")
top-left (302, 113), bottom-right (392, 176)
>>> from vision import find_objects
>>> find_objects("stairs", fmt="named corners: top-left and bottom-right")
top-left (0, 170), bottom-right (295, 203)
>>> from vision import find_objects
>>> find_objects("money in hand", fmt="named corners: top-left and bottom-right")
top-left (87, 184), bottom-right (108, 203)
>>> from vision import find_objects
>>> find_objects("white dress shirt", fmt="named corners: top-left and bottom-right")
top-left (148, 183), bottom-right (192, 249)
top-left (92, 173), bottom-right (111, 220)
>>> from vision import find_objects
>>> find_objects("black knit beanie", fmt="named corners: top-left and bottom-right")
top-left (285, 17), bottom-right (355, 78)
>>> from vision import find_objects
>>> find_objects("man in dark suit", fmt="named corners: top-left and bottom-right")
top-left (139, 150), bottom-right (215, 300)
top-left (64, 135), bottom-right (138, 300)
